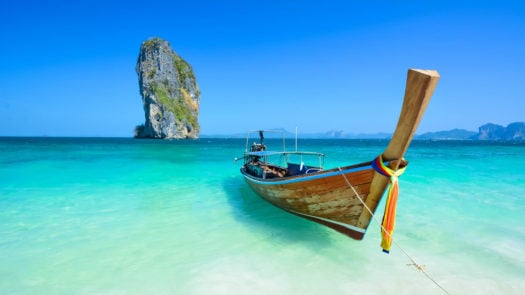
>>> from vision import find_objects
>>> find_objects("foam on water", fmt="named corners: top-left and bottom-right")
top-left (1, 138), bottom-right (524, 294)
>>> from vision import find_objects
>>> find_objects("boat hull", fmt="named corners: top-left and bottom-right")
top-left (241, 162), bottom-right (376, 240)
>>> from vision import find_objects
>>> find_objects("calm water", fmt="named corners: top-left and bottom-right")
top-left (1, 137), bottom-right (524, 294)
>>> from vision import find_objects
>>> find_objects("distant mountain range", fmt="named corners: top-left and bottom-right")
top-left (203, 122), bottom-right (525, 141)
top-left (416, 122), bottom-right (525, 141)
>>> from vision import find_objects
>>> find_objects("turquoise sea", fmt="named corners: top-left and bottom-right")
top-left (1, 137), bottom-right (524, 294)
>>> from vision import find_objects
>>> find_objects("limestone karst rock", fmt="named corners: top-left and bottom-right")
top-left (476, 122), bottom-right (525, 140)
top-left (135, 37), bottom-right (200, 139)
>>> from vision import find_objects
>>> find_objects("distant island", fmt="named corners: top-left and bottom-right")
top-left (416, 122), bottom-right (525, 141)
top-left (202, 122), bottom-right (525, 141)
top-left (134, 37), bottom-right (200, 139)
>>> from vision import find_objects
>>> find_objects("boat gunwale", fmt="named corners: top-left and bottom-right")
top-left (243, 150), bottom-right (325, 157)
top-left (241, 160), bottom-right (374, 185)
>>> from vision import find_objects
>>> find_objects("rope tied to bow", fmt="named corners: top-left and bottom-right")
top-left (372, 154), bottom-right (407, 254)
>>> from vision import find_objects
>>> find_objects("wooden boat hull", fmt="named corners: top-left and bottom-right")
top-left (241, 162), bottom-right (376, 239)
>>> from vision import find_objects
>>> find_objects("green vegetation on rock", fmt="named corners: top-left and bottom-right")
top-left (151, 82), bottom-right (198, 130)
top-left (173, 55), bottom-right (196, 85)
top-left (147, 68), bottom-right (156, 79)
top-left (142, 37), bottom-right (162, 49)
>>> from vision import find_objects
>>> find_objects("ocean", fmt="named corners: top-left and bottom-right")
top-left (1, 137), bottom-right (524, 294)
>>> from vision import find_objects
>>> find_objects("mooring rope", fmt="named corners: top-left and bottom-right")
top-left (337, 167), bottom-right (451, 295)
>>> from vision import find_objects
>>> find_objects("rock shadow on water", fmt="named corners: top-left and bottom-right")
top-left (223, 177), bottom-right (334, 249)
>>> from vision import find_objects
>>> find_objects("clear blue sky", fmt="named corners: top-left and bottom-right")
top-left (1, 0), bottom-right (524, 136)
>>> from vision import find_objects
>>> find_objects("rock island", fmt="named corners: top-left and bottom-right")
top-left (135, 37), bottom-right (200, 139)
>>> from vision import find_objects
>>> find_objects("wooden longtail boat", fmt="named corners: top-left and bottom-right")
top-left (238, 69), bottom-right (440, 249)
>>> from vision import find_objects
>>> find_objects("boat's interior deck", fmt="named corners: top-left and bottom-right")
top-left (245, 162), bottom-right (322, 179)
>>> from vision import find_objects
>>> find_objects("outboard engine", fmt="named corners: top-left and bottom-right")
top-left (250, 142), bottom-right (266, 152)
top-left (250, 130), bottom-right (266, 152)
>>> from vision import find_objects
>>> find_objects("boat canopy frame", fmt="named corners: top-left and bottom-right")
top-left (243, 130), bottom-right (325, 170)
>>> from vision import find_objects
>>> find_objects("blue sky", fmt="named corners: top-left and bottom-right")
top-left (1, 1), bottom-right (524, 136)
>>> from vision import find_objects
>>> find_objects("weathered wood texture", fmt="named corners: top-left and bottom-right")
top-left (357, 69), bottom-right (440, 229)
top-left (244, 165), bottom-right (374, 239)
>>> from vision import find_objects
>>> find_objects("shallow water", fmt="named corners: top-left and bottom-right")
top-left (1, 137), bottom-right (524, 294)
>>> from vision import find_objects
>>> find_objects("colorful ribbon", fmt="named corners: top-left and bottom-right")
top-left (372, 155), bottom-right (407, 254)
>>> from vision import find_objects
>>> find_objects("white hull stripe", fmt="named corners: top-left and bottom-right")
top-left (290, 210), bottom-right (366, 233)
